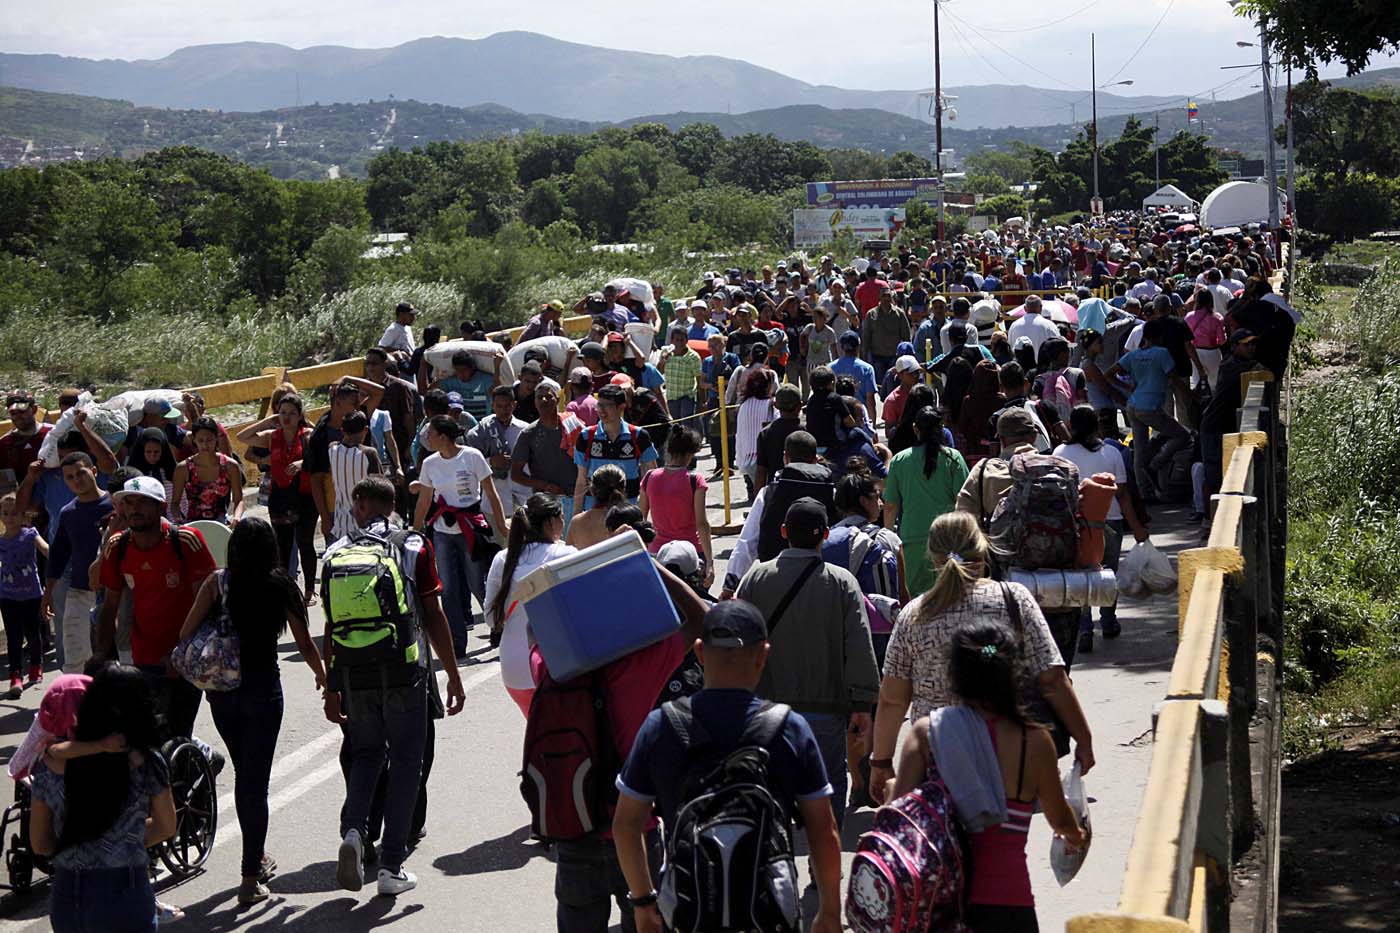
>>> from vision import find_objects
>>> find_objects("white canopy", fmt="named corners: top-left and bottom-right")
top-left (1142, 184), bottom-right (1197, 211)
top-left (1200, 181), bottom-right (1287, 229)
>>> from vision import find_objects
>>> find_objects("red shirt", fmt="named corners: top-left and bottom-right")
top-left (99, 522), bottom-right (216, 666)
top-left (854, 278), bottom-right (889, 314)
top-left (0, 425), bottom-right (49, 476)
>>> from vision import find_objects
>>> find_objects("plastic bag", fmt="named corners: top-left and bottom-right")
top-left (1139, 540), bottom-right (1178, 594)
top-left (1116, 541), bottom-right (1149, 599)
top-left (36, 399), bottom-right (85, 468)
top-left (1050, 761), bottom-right (1091, 886)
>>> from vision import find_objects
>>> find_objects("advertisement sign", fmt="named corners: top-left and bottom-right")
top-left (806, 178), bottom-right (942, 209)
top-left (793, 208), bottom-right (906, 247)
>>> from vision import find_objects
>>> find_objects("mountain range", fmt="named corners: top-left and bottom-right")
top-left (0, 31), bottom-right (1186, 130)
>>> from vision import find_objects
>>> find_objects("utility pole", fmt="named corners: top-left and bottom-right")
top-left (1259, 20), bottom-right (1279, 229)
top-left (1154, 111), bottom-right (1160, 189)
top-left (933, 0), bottom-right (945, 241)
top-left (1090, 33), bottom-right (1101, 216)
top-left (1284, 66), bottom-right (1295, 225)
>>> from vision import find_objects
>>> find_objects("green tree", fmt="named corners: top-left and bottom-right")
top-left (964, 148), bottom-right (1034, 185)
top-left (1238, 0), bottom-right (1400, 76)
top-left (885, 151), bottom-right (934, 179)
top-left (521, 177), bottom-right (568, 228)
top-left (1295, 172), bottom-right (1400, 240)
top-left (976, 193), bottom-right (1029, 220)
top-left (674, 123), bottom-right (726, 180)
top-left (826, 148), bottom-right (887, 181)
top-left (365, 147), bottom-right (433, 232)
top-left (711, 134), bottom-right (832, 194)
top-left (569, 142), bottom-right (662, 241)
top-left (49, 177), bottom-right (176, 318)
top-left (1285, 79), bottom-right (1400, 181)
top-left (963, 173), bottom-right (1010, 195)
top-left (514, 132), bottom-right (590, 187)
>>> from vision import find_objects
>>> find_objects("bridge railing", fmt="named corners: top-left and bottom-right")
top-left (1069, 372), bottom-right (1286, 933)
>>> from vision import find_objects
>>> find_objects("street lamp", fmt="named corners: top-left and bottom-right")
top-left (1228, 0), bottom-right (1279, 228)
top-left (1090, 31), bottom-right (1135, 215)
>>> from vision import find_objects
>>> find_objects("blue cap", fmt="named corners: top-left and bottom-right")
top-left (446, 392), bottom-right (465, 409)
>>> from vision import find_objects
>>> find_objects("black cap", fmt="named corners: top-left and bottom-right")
top-left (702, 600), bottom-right (769, 648)
top-left (579, 342), bottom-right (606, 362)
top-left (784, 497), bottom-right (829, 540)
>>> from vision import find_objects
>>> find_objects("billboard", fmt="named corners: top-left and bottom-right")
top-left (793, 208), bottom-right (906, 247)
top-left (806, 178), bottom-right (943, 209)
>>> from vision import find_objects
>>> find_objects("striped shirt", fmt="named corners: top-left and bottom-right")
top-left (328, 443), bottom-right (380, 538)
top-left (663, 348), bottom-right (703, 402)
top-left (735, 397), bottom-right (775, 469)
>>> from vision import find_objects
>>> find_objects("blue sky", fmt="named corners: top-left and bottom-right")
top-left (5, 0), bottom-right (1396, 99)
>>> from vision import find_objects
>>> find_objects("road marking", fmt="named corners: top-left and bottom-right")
top-left (214, 663), bottom-right (502, 849)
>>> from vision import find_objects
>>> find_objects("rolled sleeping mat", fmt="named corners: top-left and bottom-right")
top-left (1007, 568), bottom-right (1118, 609)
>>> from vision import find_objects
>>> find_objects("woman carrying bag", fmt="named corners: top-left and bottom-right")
top-left (869, 511), bottom-right (1096, 806)
top-left (177, 517), bottom-right (327, 904)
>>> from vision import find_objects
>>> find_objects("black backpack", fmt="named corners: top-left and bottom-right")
top-left (658, 699), bottom-right (801, 933)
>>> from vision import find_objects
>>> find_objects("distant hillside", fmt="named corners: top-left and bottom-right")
top-left (0, 32), bottom-right (1177, 129)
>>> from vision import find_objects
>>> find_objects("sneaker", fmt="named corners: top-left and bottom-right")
top-left (6, 675), bottom-right (20, 700)
top-left (377, 868), bottom-right (417, 897)
top-left (1078, 630), bottom-right (1094, 655)
top-left (258, 854), bottom-right (277, 883)
top-left (237, 879), bottom-right (270, 905)
top-left (156, 901), bottom-right (186, 924)
top-left (337, 829), bottom-right (365, 892)
top-left (1102, 618), bottom-right (1122, 640)
top-left (208, 749), bottom-right (226, 779)
top-left (26, 665), bottom-right (41, 687)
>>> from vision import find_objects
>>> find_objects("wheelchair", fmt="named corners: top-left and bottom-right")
top-left (0, 734), bottom-right (218, 914)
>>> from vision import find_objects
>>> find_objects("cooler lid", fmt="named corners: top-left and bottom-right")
top-left (514, 528), bottom-right (649, 602)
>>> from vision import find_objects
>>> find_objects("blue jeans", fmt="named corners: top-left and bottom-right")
top-left (799, 712), bottom-right (849, 830)
top-left (340, 677), bottom-right (428, 874)
top-left (207, 669), bottom-right (284, 878)
top-left (433, 531), bottom-right (486, 655)
top-left (871, 355), bottom-right (896, 385)
top-left (50, 866), bottom-right (156, 933)
top-left (50, 576), bottom-right (69, 670)
top-left (554, 829), bottom-right (661, 933)
top-left (668, 396), bottom-right (699, 432)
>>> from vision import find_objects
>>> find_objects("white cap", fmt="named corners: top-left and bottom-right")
top-left (657, 540), bottom-right (701, 577)
top-left (112, 475), bottom-right (167, 505)
top-left (893, 355), bottom-right (923, 375)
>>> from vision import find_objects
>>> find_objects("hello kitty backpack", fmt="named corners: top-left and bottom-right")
top-left (845, 760), bottom-right (969, 933)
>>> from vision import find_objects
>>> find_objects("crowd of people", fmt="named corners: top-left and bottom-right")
top-left (0, 207), bottom-right (1297, 932)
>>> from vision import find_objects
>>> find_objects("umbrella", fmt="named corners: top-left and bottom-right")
top-left (1007, 299), bottom-right (1079, 326)
top-left (1175, 223), bottom-right (1199, 235)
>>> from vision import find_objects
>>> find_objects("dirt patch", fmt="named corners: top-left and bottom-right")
top-left (1279, 726), bottom-right (1400, 930)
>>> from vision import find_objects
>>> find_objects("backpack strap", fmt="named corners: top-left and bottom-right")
top-left (738, 701), bottom-right (791, 749)
top-left (661, 697), bottom-right (712, 751)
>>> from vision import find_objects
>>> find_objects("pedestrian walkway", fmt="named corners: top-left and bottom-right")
top-left (0, 444), bottom-right (1194, 932)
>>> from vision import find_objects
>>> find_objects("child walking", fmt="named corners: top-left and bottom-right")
top-left (0, 493), bottom-right (48, 697)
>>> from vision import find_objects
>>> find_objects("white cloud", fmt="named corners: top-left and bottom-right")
top-left (3, 0), bottom-right (1396, 97)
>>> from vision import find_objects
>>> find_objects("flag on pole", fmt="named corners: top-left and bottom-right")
top-left (1187, 100), bottom-right (1199, 123)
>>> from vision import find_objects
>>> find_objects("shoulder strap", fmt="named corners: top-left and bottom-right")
top-left (739, 701), bottom-right (791, 748)
top-left (1016, 725), bottom-right (1028, 800)
top-left (115, 528), bottom-right (132, 567)
top-left (768, 558), bottom-right (822, 638)
top-left (662, 697), bottom-right (711, 751)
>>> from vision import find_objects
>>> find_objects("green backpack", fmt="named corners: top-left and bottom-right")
top-left (322, 526), bottom-right (422, 688)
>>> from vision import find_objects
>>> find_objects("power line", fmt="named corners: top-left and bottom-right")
top-left (950, 1), bottom-right (1102, 35)
top-left (1099, 0), bottom-right (1177, 85)
top-left (941, 12), bottom-right (1080, 109)
top-left (941, 7), bottom-right (1081, 91)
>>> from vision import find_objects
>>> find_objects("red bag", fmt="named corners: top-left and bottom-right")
top-left (1075, 471), bottom-right (1118, 569)
top-left (519, 663), bottom-right (619, 841)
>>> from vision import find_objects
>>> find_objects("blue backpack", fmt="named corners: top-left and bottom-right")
top-left (822, 524), bottom-right (900, 629)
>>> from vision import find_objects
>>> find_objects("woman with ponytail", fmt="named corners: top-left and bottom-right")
top-left (882, 406), bottom-right (969, 597)
top-left (565, 464), bottom-right (627, 549)
top-left (868, 512), bottom-right (1096, 807)
top-left (886, 619), bottom-right (1086, 932)
top-left (484, 494), bottom-right (574, 716)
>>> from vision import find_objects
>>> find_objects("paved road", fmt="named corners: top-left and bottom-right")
top-left (0, 449), bottom-right (1195, 932)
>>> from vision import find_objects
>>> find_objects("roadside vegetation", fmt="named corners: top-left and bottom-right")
top-left (1282, 256), bottom-right (1400, 757)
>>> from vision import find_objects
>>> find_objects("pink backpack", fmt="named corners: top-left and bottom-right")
top-left (1042, 367), bottom-right (1078, 422)
top-left (845, 766), bottom-right (969, 933)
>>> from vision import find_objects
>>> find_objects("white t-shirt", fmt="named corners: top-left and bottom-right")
top-left (485, 540), bottom-right (576, 690)
top-left (1205, 283), bottom-right (1234, 316)
top-left (418, 445), bottom-right (492, 534)
top-left (379, 321), bottom-right (415, 354)
top-left (1053, 441), bottom-right (1128, 520)
top-left (1007, 312), bottom-right (1060, 358)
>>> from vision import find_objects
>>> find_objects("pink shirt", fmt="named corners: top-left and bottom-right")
top-left (1185, 307), bottom-right (1228, 349)
top-left (640, 468), bottom-right (707, 551)
top-left (566, 395), bottom-right (599, 427)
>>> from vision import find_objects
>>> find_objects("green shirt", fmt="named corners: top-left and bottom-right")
top-left (663, 348), bottom-right (703, 401)
top-left (657, 296), bottom-right (675, 333)
top-left (884, 444), bottom-right (969, 597)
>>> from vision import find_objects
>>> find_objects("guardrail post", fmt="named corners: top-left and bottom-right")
top-left (1212, 495), bottom-right (1259, 860)
top-left (1197, 699), bottom-right (1233, 933)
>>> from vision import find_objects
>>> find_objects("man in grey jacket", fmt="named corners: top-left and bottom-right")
top-left (735, 497), bottom-right (880, 828)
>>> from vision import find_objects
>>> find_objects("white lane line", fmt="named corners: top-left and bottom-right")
top-left (214, 663), bottom-right (502, 849)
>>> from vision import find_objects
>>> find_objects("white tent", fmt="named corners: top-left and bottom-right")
top-left (1142, 184), bottom-right (1197, 211)
top-left (1199, 181), bottom-right (1287, 229)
